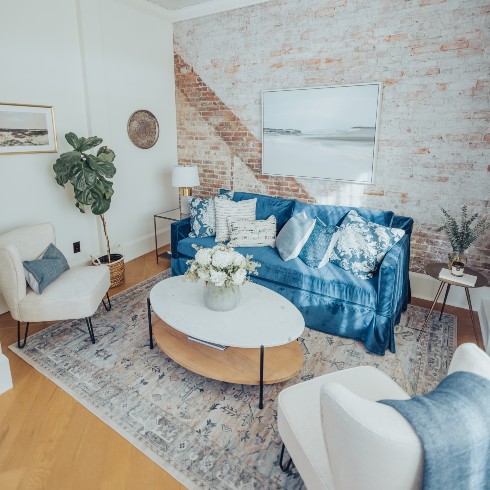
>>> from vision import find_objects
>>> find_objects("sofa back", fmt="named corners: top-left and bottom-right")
top-left (220, 190), bottom-right (295, 231)
top-left (220, 189), bottom-right (413, 235)
top-left (294, 202), bottom-right (394, 228)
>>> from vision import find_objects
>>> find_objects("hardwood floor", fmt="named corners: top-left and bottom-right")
top-left (0, 248), bottom-right (484, 489)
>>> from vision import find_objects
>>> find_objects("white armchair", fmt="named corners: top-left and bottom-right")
top-left (0, 223), bottom-right (111, 348)
top-left (277, 343), bottom-right (490, 490)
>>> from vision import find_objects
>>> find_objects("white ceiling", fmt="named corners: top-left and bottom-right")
top-left (117, 0), bottom-right (271, 21)
top-left (146, 0), bottom-right (214, 10)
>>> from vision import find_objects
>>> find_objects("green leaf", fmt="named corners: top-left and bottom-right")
top-left (69, 163), bottom-right (96, 191)
top-left (65, 132), bottom-right (80, 150)
top-left (86, 154), bottom-right (116, 178)
top-left (79, 136), bottom-right (103, 152)
top-left (96, 146), bottom-right (115, 164)
top-left (53, 151), bottom-right (82, 186)
top-left (90, 195), bottom-right (111, 215)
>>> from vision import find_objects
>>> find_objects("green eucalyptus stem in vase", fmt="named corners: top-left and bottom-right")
top-left (437, 205), bottom-right (487, 268)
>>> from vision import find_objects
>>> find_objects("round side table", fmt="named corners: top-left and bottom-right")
top-left (419, 262), bottom-right (488, 340)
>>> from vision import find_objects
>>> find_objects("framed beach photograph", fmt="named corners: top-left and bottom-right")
top-left (0, 103), bottom-right (57, 154)
top-left (262, 83), bottom-right (382, 184)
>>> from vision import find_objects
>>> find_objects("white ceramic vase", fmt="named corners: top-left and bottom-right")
top-left (204, 283), bottom-right (241, 311)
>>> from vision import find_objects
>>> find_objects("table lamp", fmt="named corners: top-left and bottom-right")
top-left (172, 165), bottom-right (200, 214)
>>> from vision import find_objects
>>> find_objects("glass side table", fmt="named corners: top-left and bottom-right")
top-left (154, 208), bottom-right (188, 263)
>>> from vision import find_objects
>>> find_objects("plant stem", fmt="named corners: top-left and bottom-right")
top-left (100, 214), bottom-right (111, 262)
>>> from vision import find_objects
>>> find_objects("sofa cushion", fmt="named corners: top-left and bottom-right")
top-left (215, 198), bottom-right (257, 242)
top-left (276, 211), bottom-right (315, 261)
top-left (228, 216), bottom-right (276, 248)
top-left (187, 194), bottom-right (231, 238)
top-left (299, 218), bottom-right (338, 269)
top-left (294, 202), bottom-right (394, 228)
top-left (330, 210), bottom-right (405, 280)
top-left (177, 237), bottom-right (378, 308)
top-left (220, 189), bottom-right (295, 232)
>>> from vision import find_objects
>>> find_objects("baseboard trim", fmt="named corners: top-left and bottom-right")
top-left (122, 227), bottom-right (170, 262)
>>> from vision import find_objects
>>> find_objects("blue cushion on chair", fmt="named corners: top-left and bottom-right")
top-left (23, 243), bottom-right (70, 294)
top-left (299, 218), bottom-right (338, 269)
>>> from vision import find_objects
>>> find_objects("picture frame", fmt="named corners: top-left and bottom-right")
top-left (262, 83), bottom-right (382, 184)
top-left (0, 102), bottom-right (57, 155)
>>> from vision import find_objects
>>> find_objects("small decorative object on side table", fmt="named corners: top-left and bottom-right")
top-left (418, 262), bottom-right (488, 341)
top-left (154, 208), bottom-right (188, 263)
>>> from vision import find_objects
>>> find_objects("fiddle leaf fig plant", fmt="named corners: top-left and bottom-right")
top-left (53, 132), bottom-right (116, 261)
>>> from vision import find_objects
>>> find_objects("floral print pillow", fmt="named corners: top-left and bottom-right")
top-left (330, 210), bottom-right (405, 279)
top-left (188, 194), bottom-right (232, 238)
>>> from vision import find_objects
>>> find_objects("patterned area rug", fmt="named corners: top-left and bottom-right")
top-left (10, 270), bottom-right (456, 489)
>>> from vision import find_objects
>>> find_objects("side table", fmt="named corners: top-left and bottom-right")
top-left (154, 208), bottom-right (188, 263)
top-left (419, 262), bottom-right (488, 340)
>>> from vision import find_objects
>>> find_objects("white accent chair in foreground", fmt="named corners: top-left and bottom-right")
top-left (0, 223), bottom-right (111, 348)
top-left (277, 343), bottom-right (490, 490)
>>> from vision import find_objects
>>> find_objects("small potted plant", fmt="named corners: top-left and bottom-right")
top-left (438, 205), bottom-right (487, 268)
top-left (184, 244), bottom-right (260, 311)
top-left (53, 132), bottom-right (124, 288)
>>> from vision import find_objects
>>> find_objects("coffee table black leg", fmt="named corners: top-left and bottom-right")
top-left (259, 345), bottom-right (264, 409)
top-left (147, 297), bottom-right (154, 349)
top-left (439, 284), bottom-right (451, 321)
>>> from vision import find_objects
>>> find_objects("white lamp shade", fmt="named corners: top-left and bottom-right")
top-left (172, 165), bottom-right (200, 188)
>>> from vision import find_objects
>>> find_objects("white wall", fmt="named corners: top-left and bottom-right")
top-left (0, 0), bottom-right (177, 314)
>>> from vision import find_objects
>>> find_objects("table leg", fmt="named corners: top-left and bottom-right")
top-left (439, 284), bottom-right (451, 321)
top-left (417, 281), bottom-right (445, 341)
top-left (147, 297), bottom-right (154, 349)
top-left (465, 288), bottom-right (478, 341)
top-left (154, 216), bottom-right (159, 264)
top-left (259, 345), bottom-right (264, 409)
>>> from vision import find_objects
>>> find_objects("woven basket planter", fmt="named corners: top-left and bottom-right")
top-left (92, 253), bottom-right (125, 289)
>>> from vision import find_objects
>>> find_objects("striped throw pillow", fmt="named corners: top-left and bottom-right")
top-left (215, 198), bottom-right (257, 242)
top-left (228, 216), bottom-right (277, 247)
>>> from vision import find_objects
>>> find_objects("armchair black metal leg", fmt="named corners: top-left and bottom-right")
top-left (17, 321), bottom-right (29, 349)
top-left (85, 317), bottom-right (96, 344)
top-left (279, 443), bottom-right (292, 472)
top-left (102, 292), bottom-right (112, 311)
top-left (147, 297), bottom-right (154, 349)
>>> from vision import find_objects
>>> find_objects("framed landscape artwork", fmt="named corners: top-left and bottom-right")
top-left (262, 83), bottom-right (382, 184)
top-left (0, 103), bottom-right (57, 154)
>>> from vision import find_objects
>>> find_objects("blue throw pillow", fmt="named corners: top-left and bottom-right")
top-left (276, 211), bottom-right (315, 261)
top-left (188, 193), bottom-right (232, 238)
top-left (330, 210), bottom-right (405, 279)
top-left (23, 243), bottom-right (69, 294)
top-left (299, 218), bottom-right (338, 269)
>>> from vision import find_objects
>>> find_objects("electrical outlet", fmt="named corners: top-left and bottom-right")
top-left (73, 241), bottom-right (81, 254)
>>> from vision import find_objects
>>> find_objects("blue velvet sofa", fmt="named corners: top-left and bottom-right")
top-left (171, 191), bottom-right (413, 355)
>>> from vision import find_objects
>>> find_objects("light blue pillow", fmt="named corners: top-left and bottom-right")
top-left (276, 211), bottom-right (315, 261)
top-left (23, 243), bottom-right (70, 294)
top-left (188, 193), bottom-right (232, 238)
top-left (330, 210), bottom-right (405, 279)
top-left (299, 218), bottom-right (338, 269)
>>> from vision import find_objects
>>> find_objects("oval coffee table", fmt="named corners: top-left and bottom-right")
top-left (147, 276), bottom-right (305, 409)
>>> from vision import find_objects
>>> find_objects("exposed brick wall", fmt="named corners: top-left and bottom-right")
top-left (174, 0), bottom-right (489, 279)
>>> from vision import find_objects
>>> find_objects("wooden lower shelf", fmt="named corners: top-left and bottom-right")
top-left (153, 319), bottom-right (304, 385)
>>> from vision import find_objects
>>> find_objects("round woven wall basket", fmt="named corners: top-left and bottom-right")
top-left (92, 253), bottom-right (125, 289)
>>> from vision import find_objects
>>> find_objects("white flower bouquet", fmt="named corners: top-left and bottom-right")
top-left (184, 243), bottom-right (260, 288)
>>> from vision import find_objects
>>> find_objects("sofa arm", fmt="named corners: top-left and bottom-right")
top-left (377, 234), bottom-right (410, 319)
top-left (171, 218), bottom-right (191, 259)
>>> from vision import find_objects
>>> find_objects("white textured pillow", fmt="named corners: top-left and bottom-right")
top-left (228, 216), bottom-right (277, 248)
top-left (215, 198), bottom-right (257, 242)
